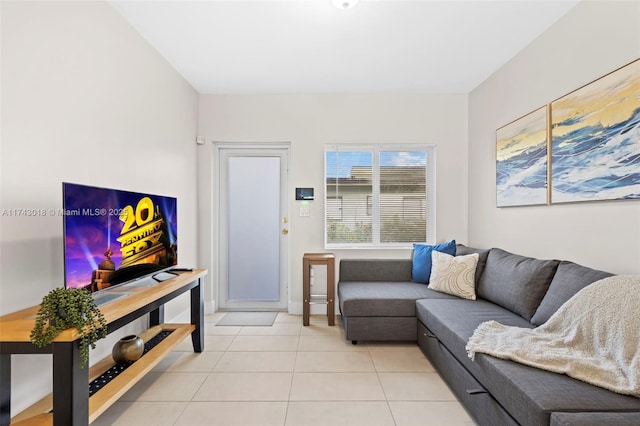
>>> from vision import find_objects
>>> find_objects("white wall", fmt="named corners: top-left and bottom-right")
top-left (198, 94), bottom-right (469, 313)
top-left (468, 0), bottom-right (640, 274)
top-left (1, 1), bottom-right (199, 415)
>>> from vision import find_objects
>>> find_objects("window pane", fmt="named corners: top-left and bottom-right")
top-left (325, 145), bottom-right (434, 248)
top-left (326, 196), bottom-right (343, 220)
top-left (326, 150), bottom-right (373, 244)
top-left (379, 151), bottom-right (427, 243)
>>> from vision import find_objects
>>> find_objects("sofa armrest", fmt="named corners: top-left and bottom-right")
top-left (339, 259), bottom-right (412, 282)
top-left (551, 412), bottom-right (640, 426)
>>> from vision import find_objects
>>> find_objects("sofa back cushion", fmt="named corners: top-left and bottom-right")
top-left (455, 244), bottom-right (490, 286)
top-left (340, 259), bottom-right (413, 282)
top-left (530, 260), bottom-right (613, 325)
top-left (477, 248), bottom-right (560, 321)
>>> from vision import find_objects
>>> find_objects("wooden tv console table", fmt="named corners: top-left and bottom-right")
top-left (0, 269), bottom-right (207, 426)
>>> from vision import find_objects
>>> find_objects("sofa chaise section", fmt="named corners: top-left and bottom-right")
top-left (417, 298), bottom-right (640, 426)
top-left (338, 259), bottom-right (458, 343)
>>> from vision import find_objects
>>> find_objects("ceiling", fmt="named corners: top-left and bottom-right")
top-left (110, 0), bottom-right (579, 94)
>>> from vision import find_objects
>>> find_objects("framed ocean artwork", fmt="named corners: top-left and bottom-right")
top-left (551, 59), bottom-right (640, 203)
top-left (496, 106), bottom-right (549, 207)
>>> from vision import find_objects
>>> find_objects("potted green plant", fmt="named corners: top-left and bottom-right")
top-left (30, 287), bottom-right (108, 367)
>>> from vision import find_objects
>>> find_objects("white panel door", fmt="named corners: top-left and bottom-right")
top-left (218, 147), bottom-right (289, 310)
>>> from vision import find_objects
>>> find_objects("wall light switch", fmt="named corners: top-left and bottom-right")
top-left (299, 205), bottom-right (310, 217)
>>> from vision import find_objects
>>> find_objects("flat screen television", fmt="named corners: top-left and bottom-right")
top-left (63, 182), bottom-right (178, 293)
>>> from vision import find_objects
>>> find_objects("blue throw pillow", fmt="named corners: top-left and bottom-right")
top-left (412, 240), bottom-right (456, 283)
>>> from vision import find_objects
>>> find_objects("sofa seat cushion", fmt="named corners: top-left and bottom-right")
top-left (416, 298), bottom-right (532, 373)
top-left (475, 354), bottom-right (640, 426)
top-left (477, 248), bottom-right (560, 321)
top-left (550, 412), bottom-right (640, 426)
top-left (417, 299), bottom-right (640, 426)
top-left (338, 281), bottom-right (458, 317)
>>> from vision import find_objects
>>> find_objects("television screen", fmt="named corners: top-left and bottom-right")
top-left (63, 182), bottom-right (178, 292)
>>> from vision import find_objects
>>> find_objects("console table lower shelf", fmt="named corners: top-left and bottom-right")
top-left (12, 323), bottom-right (194, 425)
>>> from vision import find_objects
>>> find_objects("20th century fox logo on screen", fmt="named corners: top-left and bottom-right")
top-left (1, 208), bottom-right (129, 217)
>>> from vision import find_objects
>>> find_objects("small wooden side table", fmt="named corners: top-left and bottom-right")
top-left (302, 253), bottom-right (335, 326)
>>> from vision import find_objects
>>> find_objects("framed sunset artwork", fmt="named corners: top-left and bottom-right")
top-left (551, 59), bottom-right (640, 203)
top-left (496, 106), bottom-right (549, 207)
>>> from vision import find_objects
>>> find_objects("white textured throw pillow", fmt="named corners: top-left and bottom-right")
top-left (428, 251), bottom-right (479, 300)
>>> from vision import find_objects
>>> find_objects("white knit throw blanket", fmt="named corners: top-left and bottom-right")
top-left (466, 275), bottom-right (640, 397)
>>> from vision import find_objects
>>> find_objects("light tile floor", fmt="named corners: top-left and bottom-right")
top-left (92, 313), bottom-right (476, 426)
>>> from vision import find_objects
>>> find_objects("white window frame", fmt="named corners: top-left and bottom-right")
top-left (324, 144), bottom-right (436, 249)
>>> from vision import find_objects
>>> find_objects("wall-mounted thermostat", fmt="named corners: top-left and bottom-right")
top-left (296, 188), bottom-right (314, 200)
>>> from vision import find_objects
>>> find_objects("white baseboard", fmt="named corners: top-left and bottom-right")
top-left (288, 302), bottom-right (302, 315)
top-left (288, 301), bottom-right (338, 315)
top-left (169, 299), bottom-right (215, 322)
top-left (205, 299), bottom-right (215, 315)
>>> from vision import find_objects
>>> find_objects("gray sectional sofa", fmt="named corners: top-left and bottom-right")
top-left (337, 245), bottom-right (640, 426)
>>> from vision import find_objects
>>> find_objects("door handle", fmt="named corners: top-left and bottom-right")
top-left (282, 228), bottom-right (289, 235)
